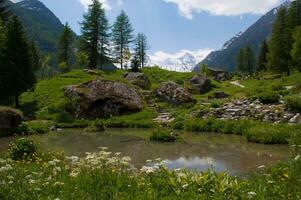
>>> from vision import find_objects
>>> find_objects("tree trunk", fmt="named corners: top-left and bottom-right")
top-left (15, 95), bottom-right (19, 108)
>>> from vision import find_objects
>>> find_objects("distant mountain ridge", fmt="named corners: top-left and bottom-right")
top-left (198, 1), bottom-right (291, 72)
top-left (8, 0), bottom-right (65, 53)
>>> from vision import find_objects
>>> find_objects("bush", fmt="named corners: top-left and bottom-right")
top-left (85, 120), bottom-right (106, 132)
top-left (150, 127), bottom-right (179, 142)
top-left (284, 95), bottom-right (301, 112)
top-left (257, 91), bottom-right (280, 104)
top-left (8, 138), bottom-right (37, 161)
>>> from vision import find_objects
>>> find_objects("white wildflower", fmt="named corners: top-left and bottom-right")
top-left (294, 155), bottom-right (300, 161)
top-left (247, 192), bottom-right (257, 199)
top-left (257, 165), bottom-right (265, 169)
top-left (182, 184), bottom-right (189, 189)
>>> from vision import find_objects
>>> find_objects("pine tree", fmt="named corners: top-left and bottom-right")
top-left (28, 40), bottom-right (41, 72)
top-left (257, 40), bottom-right (269, 72)
top-left (0, 16), bottom-right (36, 107)
top-left (236, 48), bottom-right (245, 73)
top-left (133, 33), bottom-right (149, 69)
top-left (80, 0), bottom-right (110, 69)
top-left (58, 23), bottom-right (74, 68)
top-left (236, 46), bottom-right (255, 74)
top-left (267, 6), bottom-right (290, 75)
top-left (112, 10), bottom-right (134, 70)
top-left (291, 26), bottom-right (301, 72)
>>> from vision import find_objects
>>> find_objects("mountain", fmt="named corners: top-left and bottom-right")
top-left (7, 0), bottom-right (65, 53)
top-left (198, 1), bottom-right (290, 72)
top-left (150, 52), bottom-right (199, 72)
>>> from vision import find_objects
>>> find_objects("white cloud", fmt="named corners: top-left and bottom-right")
top-left (163, 0), bottom-right (282, 19)
top-left (149, 49), bottom-right (212, 72)
top-left (78, 0), bottom-right (113, 10)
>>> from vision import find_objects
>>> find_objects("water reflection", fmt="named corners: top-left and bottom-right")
top-left (0, 128), bottom-right (290, 174)
top-left (164, 156), bottom-right (227, 172)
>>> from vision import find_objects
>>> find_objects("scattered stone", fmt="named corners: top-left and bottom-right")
top-left (65, 80), bottom-right (143, 119)
top-left (0, 107), bottom-right (23, 130)
top-left (153, 113), bottom-right (174, 124)
top-left (187, 74), bottom-right (211, 94)
top-left (123, 72), bottom-right (151, 90)
top-left (198, 99), bottom-right (300, 124)
top-left (156, 81), bottom-right (195, 104)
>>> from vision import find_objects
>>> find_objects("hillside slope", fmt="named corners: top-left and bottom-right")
top-left (199, 1), bottom-right (290, 72)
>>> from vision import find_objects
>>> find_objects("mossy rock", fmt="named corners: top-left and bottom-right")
top-left (0, 106), bottom-right (24, 134)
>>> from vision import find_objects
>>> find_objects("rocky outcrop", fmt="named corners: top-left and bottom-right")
top-left (0, 107), bottom-right (23, 130)
top-left (187, 74), bottom-right (211, 94)
top-left (156, 81), bottom-right (195, 104)
top-left (123, 72), bottom-right (151, 90)
top-left (208, 68), bottom-right (229, 81)
top-left (197, 100), bottom-right (301, 124)
top-left (64, 80), bottom-right (143, 119)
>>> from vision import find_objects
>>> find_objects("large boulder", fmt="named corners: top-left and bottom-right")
top-left (123, 72), bottom-right (151, 89)
top-left (187, 74), bottom-right (211, 94)
top-left (208, 68), bottom-right (229, 81)
top-left (64, 80), bottom-right (143, 119)
top-left (156, 81), bottom-right (195, 104)
top-left (0, 107), bottom-right (23, 130)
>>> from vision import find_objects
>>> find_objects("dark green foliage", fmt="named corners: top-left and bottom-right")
top-left (284, 95), bottom-right (301, 112)
top-left (8, 138), bottom-right (37, 161)
top-left (0, 0), bottom-right (10, 21)
top-left (58, 23), bottom-right (74, 68)
top-left (150, 127), bottom-right (179, 142)
top-left (28, 40), bottom-right (41, 71)
top-left (80, 0), bottom-right (110, 69)
top-left (256, 91), bottom-right (280, 104)
top-left (133, 33), bottom-right (149, 69)
top-left (183, 118), bottom-right (298, 144)
top-left (0, 16), bottom-right (36, 107)
top-left (236, 46), bottom-right (255, 74)
top-left (112, 10), bottom-right (134, 69)
top-left (267, 6), bottom-right (291, 75)
top-left (257, 39), bottom-right (269, 71)
top-left (291, 26), bottom-right (301, 71)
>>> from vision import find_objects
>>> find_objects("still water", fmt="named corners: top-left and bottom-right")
top-left (0, 128), bottom-right (289, 174)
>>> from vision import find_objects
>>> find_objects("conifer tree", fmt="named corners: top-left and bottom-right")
top-left (257, 40), bottom-right (269, 72)
top-left (267, 6), bottom-right (290, 75)
top-left (0, 16), bottom-right (36, 107)
top-left (291, 26), bottom-right (301, 72)
top-left (112, 10), bottom-right (134, 69)
top-left (80, 0), bottom-right (110, 69)
top-left (236, 46), bottom-right (255, 74)
top-left (28, 40), bottom-right (41, 71)
top-left (133, 33), bottom-right (149, 69)
top-left (58, 23), bottom-right (74, 68)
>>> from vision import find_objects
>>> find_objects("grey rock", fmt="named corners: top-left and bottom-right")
top-left (0, 107), bottom-right (23, 130)
top-left (65, 80), bottom-right (143, 119)
top-left (124, 72), bottom-right (151, 90)
top-left (187, 74), bottom-right (211, 94)
top-left (156, 81), bottom-right (195, 104)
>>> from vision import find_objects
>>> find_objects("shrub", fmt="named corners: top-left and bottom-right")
top-left (85, 120), bottom-right (106, 132)
top-left (150, 127), bottom-right (179, 142)
top-left (284, 95), bottom-right (301, 112)
top-left (8, 138), bottom-right (37, 161)
top-left (257, 91), bottom-right (280, 104)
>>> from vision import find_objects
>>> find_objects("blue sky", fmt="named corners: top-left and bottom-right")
top-left (38, 0), bottom-right (284, 68)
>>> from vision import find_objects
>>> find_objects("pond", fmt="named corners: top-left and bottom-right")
top-left (0, 128), bottom-right (290, 174)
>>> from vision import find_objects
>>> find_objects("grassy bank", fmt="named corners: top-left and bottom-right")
top-left (0, 144), bottom-right (300, 200)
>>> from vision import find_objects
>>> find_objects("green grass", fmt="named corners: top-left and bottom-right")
top-left (180, 117), bottom-right (301, 144)
top-left (150, 127), bottom-right (179, 142)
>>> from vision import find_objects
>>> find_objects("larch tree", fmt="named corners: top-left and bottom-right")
top-left (236, 46), bottom-right (255, 75)
top-left (112, 10), bottom-right (134, 70)
top-left (0, 16), bottom-right (36, 107)
top-left (133, 33), bottom-right (149, 69)
top-left (58, 23), bottom-right (74, 69)
top-left (267, 6), bottom-right (290, 75)
top-left (291, 26), bottom-right (301, 71)
top-left (80, 0), bottom-right (110, 69)
top-left (257, 40), bottom-right (269, 72)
